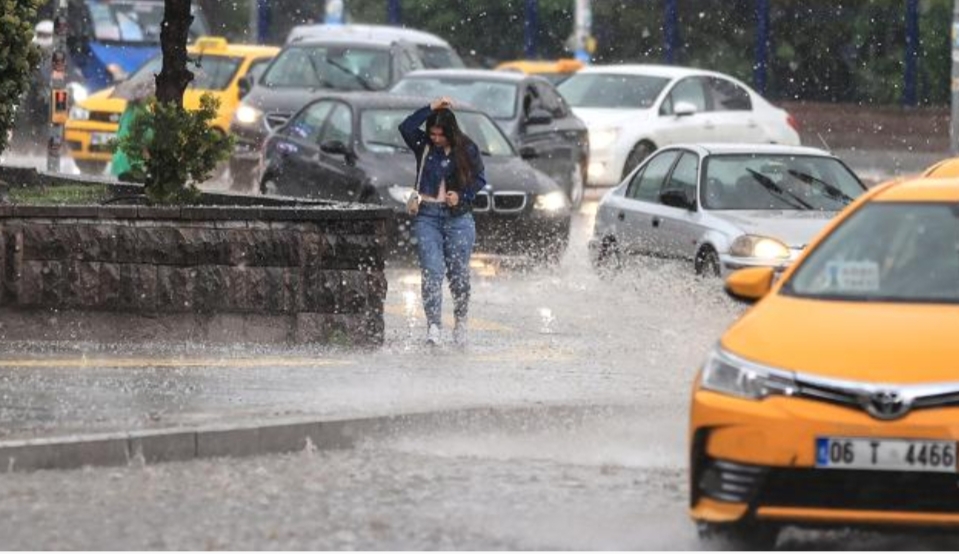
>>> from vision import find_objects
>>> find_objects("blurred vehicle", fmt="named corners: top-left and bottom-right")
top-left (690, 175), bottom-right (959, 548)
top-left (285, 23), bottom-right (464, 69)
top-left (64, 37), bottom-right (278, 175)
top-left (921, 156), bottom-right (959, 178)
top-left (495, 58), bottom-right (584, 85)
top-left (53, 0), bottom-right (209, 92)
top-left (259, 93), bottom-right (571, 262)
top-left (229, 36), bottom-right (430, 191)
top-left (391, 69), bottom-right (589, 208)
top-left (557, 64), bottom-right (801, 187)
top-left (589, 144), bottom-right (866, 276)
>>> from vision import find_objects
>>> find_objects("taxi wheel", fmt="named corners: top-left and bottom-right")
top-left (697, 521), bottom-right (780, 550)
top-left (694, 247), bottom-right (721, 277)
top-left (75, 160), bottom-right (108, 175)
top-left (621, 141), bottom-right (655, 180)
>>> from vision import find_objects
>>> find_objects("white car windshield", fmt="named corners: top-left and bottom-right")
top-left (702, 154), bottom-right (864, 211)
top-left (558, 73), bottom-right (669, 109)
top-left (360, 109), bottom-right (515, 157)
top-left (785, 203), bottom-right (959, 303)
top-left (391, 78), bottom-right (518, 120)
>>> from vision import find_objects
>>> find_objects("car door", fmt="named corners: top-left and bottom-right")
top-left (311, 102), bottom-right (366, 202)
top-left (517, 81), bottom-right (576, 191)
top-left (656, 150), bottom-right (705, 260)
top-left (703, 77), bottom-right (757, 142)
top-left (616, 150), bottom-right (680, 256)
top-left (269, 100), bottom-right (335, 196)
top-left (655, 76), bottom-right (719, 145)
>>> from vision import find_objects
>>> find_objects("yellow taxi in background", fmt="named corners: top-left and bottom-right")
top-left (65, 38), bottom-right (278, 175)
top-left (495, 58), bottom-right (584, 85)
top-left (690, 176), bottom-right (959, 548)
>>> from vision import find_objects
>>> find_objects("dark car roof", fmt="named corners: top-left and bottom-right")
top-left (397, 68), bottom-right (540, 84)
top-left (298, 91), bottom-right (485, 114)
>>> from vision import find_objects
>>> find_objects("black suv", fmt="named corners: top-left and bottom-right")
top-left (229, 36), bottom-right (427, 191)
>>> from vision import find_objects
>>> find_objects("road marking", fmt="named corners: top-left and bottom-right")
top-left (0, 357), bottom-right (354, 369)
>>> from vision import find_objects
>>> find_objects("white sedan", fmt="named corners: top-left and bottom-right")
top-left (557, 64), bottom-right (801, 187)
top-left (588, 144), bottom-right (867, 277)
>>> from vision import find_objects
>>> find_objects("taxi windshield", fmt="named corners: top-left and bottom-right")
top-left (784, 202), bottom-right (959, 303)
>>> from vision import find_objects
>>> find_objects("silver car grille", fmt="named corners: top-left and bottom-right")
top-left (265, 113), bottom-right (292, 131)
top-left (473, 191), bottom-right (527, 213)
top-left (792, 373), bottom-right (959, 421)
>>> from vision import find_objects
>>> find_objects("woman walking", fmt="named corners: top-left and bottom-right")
top-left (399, 97), bottom-right (486, 346)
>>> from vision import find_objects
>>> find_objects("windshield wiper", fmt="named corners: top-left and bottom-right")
top-left (787, 169), bottom-right (856, 205)
top-left (325, 57), bottom-right (374, 91)
top-left (746, 168), bottom-right (813, 210)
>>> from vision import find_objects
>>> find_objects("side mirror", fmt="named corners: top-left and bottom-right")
top-left (660, 188), bottom-right (694, 210)
top-left (674, 101), bottom-right (698, 117)
top-left (320, 139), bottom-right (350, 156)
top-left (724, 267), bottom-right (775, 303)
top-left (238, 76), bottom-right (252, 100)
top-left (525, 108), bottom-right (553, 126)
top-left (519, 145), bottom-right (539, 159)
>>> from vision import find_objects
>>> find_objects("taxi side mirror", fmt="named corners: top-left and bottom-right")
top-left (238, 76), bottom-right (252, 100)
top-left (725, 267), bottom-right (775, 303)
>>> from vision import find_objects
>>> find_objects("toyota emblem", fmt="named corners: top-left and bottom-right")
top-left (863, 390), bottom-right (910, 420)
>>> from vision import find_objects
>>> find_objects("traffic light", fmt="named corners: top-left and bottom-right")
top-left (51, 89), bottom-right (69, 124)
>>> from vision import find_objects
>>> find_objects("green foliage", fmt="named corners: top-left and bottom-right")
top-left (0, 0), bottom-right (42, 156)
top-left (116, 93), bottom-right (233, 204)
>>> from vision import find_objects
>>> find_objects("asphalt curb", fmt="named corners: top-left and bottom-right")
top-left (0, 404), bottom-right (636, 473)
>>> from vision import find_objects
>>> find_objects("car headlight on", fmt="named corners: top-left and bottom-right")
top-left (68, 106), bottom-right (90, 121)
top-left (235, 104), bottom-right (263, 125)
top-left (589, 128), bottom-right (619, 151)
top-left (66, 82), bottom-right (89, 103)
top-left (534, 190), bottom-right (568, 211)
top-left (729, 235), bottom-right (791, 259)
top-left (387, 185), bottom-right (416, 204)
top-left (700, 347), bottom-right (796, 400)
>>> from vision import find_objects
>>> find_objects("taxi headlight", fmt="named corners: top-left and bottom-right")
top-left (67, 82), bottom-right (89, 103)
top-left (589, 128), bottom-right (619, 151)
top-left (729, 235), bottom-right (790, 259)
top-left (69, 106), bottom-right (90, 121)
top-left (534, 190), bottom-right (568, 211)
top-left (235, 104), bottom-right (263, 125)
top-left (700, 347), bottom-right (796, 400)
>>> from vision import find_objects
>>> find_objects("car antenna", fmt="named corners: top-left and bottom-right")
top-left (816, 132), bottom-right (831, 152)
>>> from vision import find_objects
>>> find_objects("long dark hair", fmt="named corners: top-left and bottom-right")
top-left (426, 109), bottom-right (475, 192)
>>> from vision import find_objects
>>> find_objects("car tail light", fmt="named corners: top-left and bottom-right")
top-left (786, 113), bottom-right (800, 132)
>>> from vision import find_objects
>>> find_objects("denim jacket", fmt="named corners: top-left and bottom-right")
top-left (398, 106), bottom-right (487, 202)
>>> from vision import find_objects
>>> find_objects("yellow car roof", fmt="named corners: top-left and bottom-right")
top-left (921, 157), bottom-right (959, 178)
top-left (873, 176), bottom-right (959, 202)
top-left (496, 58), bottom-right (584, 74)
top-left (187, 37), bottom-right (279, 58)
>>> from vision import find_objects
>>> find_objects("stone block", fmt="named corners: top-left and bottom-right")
top-left (157, 266), bottom-right (195, 312)
top-left (98, 263), bottom-right (121, 309)
top-left (243, 314), bottom-right (292, 343)
top-left (118, 264), bottom-right (157, 312)
top-left (203, 313), bottom-right (247, 342)
top-left (192, 265), bottom-right (231, 312)
top-left (114, 225), bottom-right (138, 263)
top-left (128, 431), bottom-right (197, 464)
top-left (64, 261), bottom-right (101, 308)
top-left (0, 437), bottom-right (129, 472)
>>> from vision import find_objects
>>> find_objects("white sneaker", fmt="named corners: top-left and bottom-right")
top-left (453, 319), bottom-right (468, 347)
top-left (426, 323), bottom-right (442, 346)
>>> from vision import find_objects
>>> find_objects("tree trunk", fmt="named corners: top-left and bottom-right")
top-left (155, 0), bottom-right (194, 106)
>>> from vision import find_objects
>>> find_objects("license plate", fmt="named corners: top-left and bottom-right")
top-left (816, 437), bottom-right (957, 473)
top-left (91, 132), bottom-right (115, 146)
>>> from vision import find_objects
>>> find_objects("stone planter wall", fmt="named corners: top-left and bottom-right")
top-left (0, 204), bottom-right (390, 346)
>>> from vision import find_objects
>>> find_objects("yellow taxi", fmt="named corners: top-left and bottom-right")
top-left (922, 157), bottom-right (959, 178)
top-left (65, 37), bottom-right (278, 174)
top-left (495, 58), bottom-right (584, 85)
top-left (689, 175), bottom-right (959, 547)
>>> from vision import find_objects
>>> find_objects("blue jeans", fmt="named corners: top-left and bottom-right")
top-left (413, 203), bottom-right (476, 328)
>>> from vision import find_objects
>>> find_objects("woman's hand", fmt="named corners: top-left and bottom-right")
top-left (445, 191), bottom-right (460, 207)
top-left (430, 97), bottom-right (454, 111)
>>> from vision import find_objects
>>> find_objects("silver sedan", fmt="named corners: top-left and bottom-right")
top-left (588, 143), bottom-right (867, 276)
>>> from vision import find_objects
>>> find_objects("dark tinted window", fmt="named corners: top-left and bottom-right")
top-left (665, 152), bottom-right (699, 206)
top-left (285, 101), bottom-right (334, 143)
top-left (532, 82), bottom-right (568, 118)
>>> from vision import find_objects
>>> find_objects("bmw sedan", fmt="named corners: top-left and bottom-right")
top-left (589, 144), bottom-right (867, 276)
top-left (259, 93), bottom-right (571, 261)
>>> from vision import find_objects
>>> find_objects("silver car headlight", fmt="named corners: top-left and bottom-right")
top-left (729, 235), bottom-right (790, 260)
top-left (235, 104), bottom-right (263, 125)
top-left (387, 185), bottom-right (416, 204)
top-left (68, 106), bottom-right (90, 121)
top-left (589, 127), bottom-right (619, 151)
top-left (700, 347), bottom-right (796, 400)
top-left (534, 190), bottom-right (568, 211)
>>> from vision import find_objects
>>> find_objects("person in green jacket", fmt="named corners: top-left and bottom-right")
top-left (110, 98), bottom-right (153, 182)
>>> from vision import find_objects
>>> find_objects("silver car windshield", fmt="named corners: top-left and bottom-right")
top-left (558, 73), bottom-right (669, 109)
top-left (391, 78), bottom-right (518, 120)
top-left (702, 154), bottom-right (864, 211)
top-left (784, 203), bottom-right (959, 303)
top-left (263, 45), bottom-right (391, 90)
top-left (360, 109), bottom-right (515, 157)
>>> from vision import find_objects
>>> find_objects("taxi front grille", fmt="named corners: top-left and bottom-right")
top-left (89, 111), bottom-right (120, 124)
top-left (697, 459), bottom-right (767, 504)
top-left (759, 468), bottom-right (959, 513)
